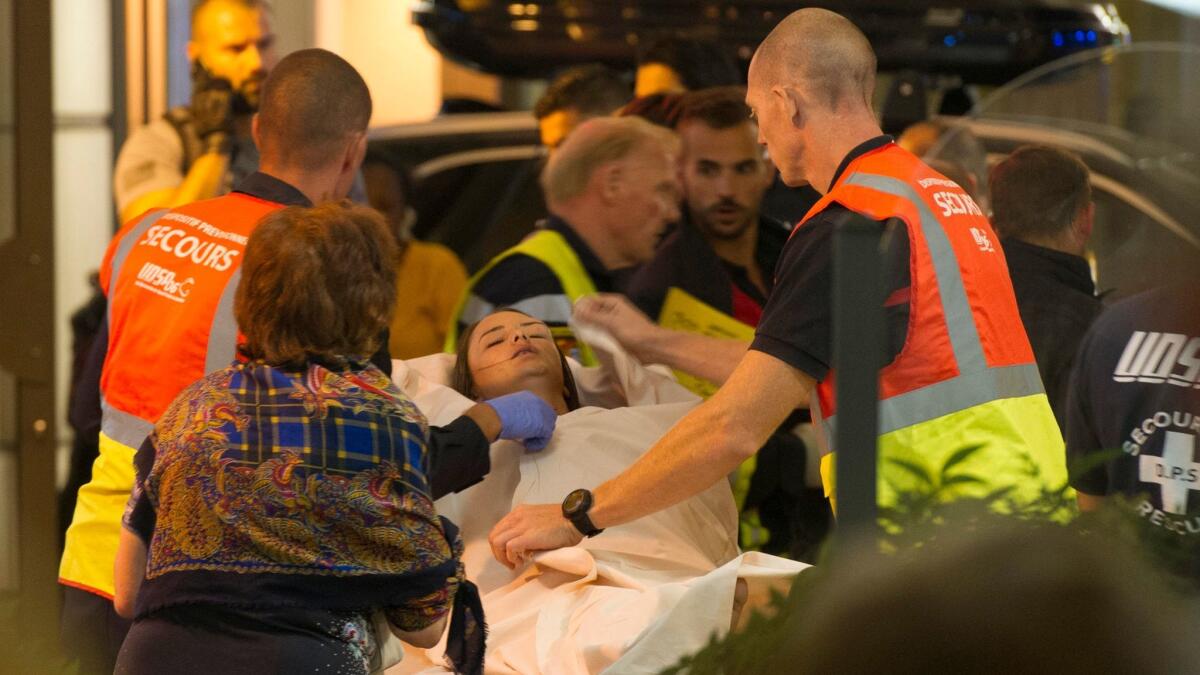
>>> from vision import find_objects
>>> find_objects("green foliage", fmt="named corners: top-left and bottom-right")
top-left (660, 445), bottom-right (1199, 674)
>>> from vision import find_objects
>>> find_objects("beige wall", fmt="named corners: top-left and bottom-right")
top-left (312, 0), bottom-right (500, 126)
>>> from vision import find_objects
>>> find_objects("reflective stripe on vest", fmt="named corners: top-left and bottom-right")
top-left (816, 171), bottom-right (1045, 444)
top-left (64, 193), bottom-right (280, 596)
top-left (800, 143), bottom-right (1066, 511)
top-left (99, 193), bottom-right (277, 445)
top-left (205, 267), bottom-right (243, 373)
top-left (100, 209), bottom-right (168, 448)
top-left (446, 229), bottom-right (599, 364)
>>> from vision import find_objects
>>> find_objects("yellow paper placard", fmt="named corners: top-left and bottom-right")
top-left (658, 287), bottom-right (769, 548)
top-left (657, 287), bottom-right (756, 398)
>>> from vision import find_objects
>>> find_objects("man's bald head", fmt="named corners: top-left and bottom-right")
top-left (256, 48), bottom-right (371, 169)
top-left (752, 8), bottom-right (876, 111)
top-left (191, 0), bottom-right (265, 41)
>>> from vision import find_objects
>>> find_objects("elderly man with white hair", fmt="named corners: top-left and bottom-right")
top-left (489, 8), bottom-right (1068, 563)
top-left (446, 116), bottom-right (681, 366)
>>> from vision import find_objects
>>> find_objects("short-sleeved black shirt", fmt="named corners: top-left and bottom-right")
top-left (1066, 284), bottom-right (1200, 499)
top-left (750, 136), bottom-right (911, 381)
top-left (623, 212), bottom-right (791, 320)
top-left (1065, 283), bottom-right (1200, 576)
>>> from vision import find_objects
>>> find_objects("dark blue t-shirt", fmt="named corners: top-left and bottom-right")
top-left (1066, 282), bottom-right (1200, 540)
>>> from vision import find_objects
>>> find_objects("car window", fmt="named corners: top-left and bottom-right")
top-left (413, 156), bottom-right (547, 273)
top-left (1090, 184), bottom-right (1198, 299)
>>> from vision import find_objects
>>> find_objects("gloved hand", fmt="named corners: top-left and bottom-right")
top-left (483, 391), bottom-right (557, 451)
top-left (190, 61), bottom-right (235, 153)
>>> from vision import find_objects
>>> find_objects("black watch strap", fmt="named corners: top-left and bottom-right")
top-left (562, 488), bottom-right (604, 538)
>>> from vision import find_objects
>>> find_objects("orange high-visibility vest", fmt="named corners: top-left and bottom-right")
top-left (59, 192), bottom-right (281, 599)
top-left (802, 143), bottom-right (1068, 511)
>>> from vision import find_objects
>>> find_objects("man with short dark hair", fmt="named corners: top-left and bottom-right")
top-left (61, 48), bottom-right (371, 674)
top-left (626, 87), bottom-right (780, 322)
top-left (624, 86), bottom-right (828, 558)
top-left (62, 49), bottom-right (549, 674)
top-left (990, 144), bottom-right (1103, 428)
top-left (113, 0), bottom-right (276, 225)
top-left (534, 64), bottom-right (630, 152)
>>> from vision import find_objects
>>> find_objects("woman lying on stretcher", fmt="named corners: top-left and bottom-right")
top-left (451, 309), bottom-right (581, 423)
top-left (389, 308), bottom-right (805, 674)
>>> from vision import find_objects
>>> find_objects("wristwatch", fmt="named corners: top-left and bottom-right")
top-left (562, 488), bottom-right (604, 538)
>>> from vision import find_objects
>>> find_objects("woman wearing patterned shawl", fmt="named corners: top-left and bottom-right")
top-left (110, 203), bottom-right (549, 674)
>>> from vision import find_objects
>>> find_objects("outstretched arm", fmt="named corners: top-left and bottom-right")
top-left (488, 350), bottom-right (814, 567)
top-left (574, 294), bottom-right (750, 386)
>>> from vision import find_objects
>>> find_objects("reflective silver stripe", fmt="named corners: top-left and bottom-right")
top-left (508, 294), bottom-right (574, 323)
top-left (205, 268), bottom-right (241, 374)
top-left (818, 172), bottom-right (1041, 448)
top-left (100, 396), bottom-right (155, 448)
top-left (844, 173), bottom-right (987, 373)
top-left (822, 363), bottom-right (1045, 442)
top-left (879, 362), bottom-right (1044, 434)
top-left (458, 293), bottom-right (497, 325)
top-left (104, 209), bottom-right (170, 330)
top-left (462, 292), bottom-right (574, 325)
top-left (99, 209), bottom-right (171, 449)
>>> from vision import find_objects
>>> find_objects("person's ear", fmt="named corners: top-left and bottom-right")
top-left (187, 40), bottom-right (200, 64)
top-left (346, 132), bottom-right (368, 173)
top-left (599, 162), bottom-right (624, 202)
top-left (250, 113), bottom-right (262, 150)
top-left (776, 85), bottom-right (805, 129)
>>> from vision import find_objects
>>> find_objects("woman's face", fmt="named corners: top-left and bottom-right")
top-left (467, 312), bottom-right (565, 400)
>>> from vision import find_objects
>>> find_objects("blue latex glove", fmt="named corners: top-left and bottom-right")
top-left (484, 391), bottom-right (557, 451)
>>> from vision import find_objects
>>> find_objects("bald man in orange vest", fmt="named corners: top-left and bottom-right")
top-left (486, 8), bottom-right (1068, 565)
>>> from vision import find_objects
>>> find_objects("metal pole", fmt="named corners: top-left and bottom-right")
top-left (832, 217), bottom-right (885, 532)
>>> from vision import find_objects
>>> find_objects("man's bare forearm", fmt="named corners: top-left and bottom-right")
top-left (589, 351), bottom-right (812, 529)
top-left (639, 326), bottom-right (749, 386)
top-left (589, 391), bottom-right (756, 528)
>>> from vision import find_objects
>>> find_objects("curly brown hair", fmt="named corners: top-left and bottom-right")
top-left (235, 202), bottom-right (396, 367)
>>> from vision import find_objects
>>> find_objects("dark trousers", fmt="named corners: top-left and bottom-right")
top-left (61, 585), bottom-right (132, 675)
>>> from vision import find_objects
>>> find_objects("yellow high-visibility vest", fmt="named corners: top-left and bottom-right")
top-left (446, 229), bottom-right (599, 366)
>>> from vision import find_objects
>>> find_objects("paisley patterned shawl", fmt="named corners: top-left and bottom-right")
top-left (126, 359), bottom-right (484, 673)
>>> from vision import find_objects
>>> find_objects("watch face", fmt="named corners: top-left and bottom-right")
top-left (563, 489), bottom-right (588, 515)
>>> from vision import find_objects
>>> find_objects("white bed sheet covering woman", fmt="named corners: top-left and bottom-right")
top-left (388, 324), bottom-right (806, 674)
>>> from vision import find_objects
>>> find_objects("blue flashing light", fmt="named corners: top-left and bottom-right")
top-left (943, 34), bottom-right (957, 47)
top-left (1053, 31), bottom-right (1064, 47)
top-left (1075, 30), bottom-right (1085, 42)
top-left (1087, 30), bottom-right (1097, 42)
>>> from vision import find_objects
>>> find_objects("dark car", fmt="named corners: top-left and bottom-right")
top-left (930, 43), bottom-right (1200, 298)
top-left (413, 0), bottom-right (1128, 84)
top-left (367, 112), bottom-right (543, 273)
top-left (369, 43), bottom-right (1199, 301)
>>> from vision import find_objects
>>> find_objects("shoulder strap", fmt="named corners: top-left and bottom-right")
top-left (444, 230), bottom-right (598, 362)
top-left (162, 106), bottom-right (204, 175)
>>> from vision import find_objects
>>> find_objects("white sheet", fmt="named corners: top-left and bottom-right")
top-left (388, 325), bottom-right (807, 674)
